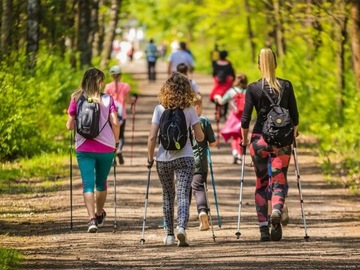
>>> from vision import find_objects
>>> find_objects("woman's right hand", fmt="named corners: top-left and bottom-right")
top-left (241, 138), bottom-right (249, 147)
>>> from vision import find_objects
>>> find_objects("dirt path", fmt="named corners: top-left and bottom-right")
top-left (1, 60), bottom-right (359, 270)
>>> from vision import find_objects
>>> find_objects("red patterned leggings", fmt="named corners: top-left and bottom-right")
top-left (249, 133), bottom-right (291, 226)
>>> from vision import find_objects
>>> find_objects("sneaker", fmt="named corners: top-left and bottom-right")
top-left (117, 153), bottom-right (124, 165)
top-left (270, 210), bottom-right (282, 241)
top-left (163, 235), bottom-right (175, 245)
top-left (260, 226), bottom-right (270, 241)
top-left (95, 209), bottom-right (107, 228)
top-left (233, 156), bottom-right (242, 164)
top-left (87, 218), bottom-right (98, 233)
top-left (281, 204), bottom-right (289, 226)
top-left (176, 227), bottom-right (189, 247)
top-left (199, 212), bottom-right (210, 231)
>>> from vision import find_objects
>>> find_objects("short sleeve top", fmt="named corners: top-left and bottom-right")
top-left (151, 104), bottom-right (199, 162)
top-left (104, 81), bottom-right (131, 119)
top-left (68, 94), bottom-right (117, 152)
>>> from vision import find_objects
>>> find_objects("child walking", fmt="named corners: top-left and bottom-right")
top-left (176, 63), bottom-right (201, 95)
top-left (191, 95), bottom-right (218, 231)
top-left (146, 72), bottom-right (204, 247)
top-left (104, 65), bottom-right (131, 165)
top-left (214, 73), bottom-right (247, 164)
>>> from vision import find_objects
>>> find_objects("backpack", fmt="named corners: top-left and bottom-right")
top-left (76, 94), bottom-right (107, 139)
top-left (261, 88), bottom-right (294, 147)
top-left (158, 108), bottom-right (190, 150)
top-left (216, 69), bottom-right (227, 83)
top-left (232, 88), bottom-right (246, 115)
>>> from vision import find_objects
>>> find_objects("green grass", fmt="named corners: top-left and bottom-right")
top-left (0, 152), bottom-right (72, 194)
top-left (321, 152), bottom-right (360, 193)
top-left (0, 247), bottom-right (22, 270)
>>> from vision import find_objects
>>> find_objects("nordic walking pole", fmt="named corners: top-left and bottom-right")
top-left (204, 182), bottom-right (216, 241)
top-left (207, 148), bottom-right (222, 228)
top-left (113, 154), bottom-right (117, 230)
top-left (235, 144), bottom-right (246, 239)
top-left (140, 168), bottom-right (151, 244)
top-left (70, 131), bottom-right (73, 230)
top-left (215, 104), bottom-right (221, 149)
top-left (130, 94), bottom-right (138, 166)
top-left (293, 138), bottom-right (310, 241)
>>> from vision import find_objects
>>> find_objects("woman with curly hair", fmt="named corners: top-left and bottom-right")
top-left (147, 72), bottom-right (204, 247)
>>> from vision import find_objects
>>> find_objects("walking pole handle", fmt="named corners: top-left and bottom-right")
top-left (293, 137), bottom-right (297, 148)
top-left (240, 141), bottom-right (247, 156)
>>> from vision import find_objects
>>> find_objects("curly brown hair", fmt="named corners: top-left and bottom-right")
top-left (158, 72), bottom-right (195, 109)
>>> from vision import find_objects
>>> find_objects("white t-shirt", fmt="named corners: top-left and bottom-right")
top-left (151, 104), bottom-right (199, 162)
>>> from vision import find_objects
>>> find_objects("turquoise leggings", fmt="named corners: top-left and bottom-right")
top-left (76, 152), bottom-right (114, 193)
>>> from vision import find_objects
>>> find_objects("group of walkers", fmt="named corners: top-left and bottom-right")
top-left (66, 44), bottom-right (299, 246)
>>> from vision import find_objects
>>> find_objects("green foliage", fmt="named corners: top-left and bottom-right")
top-left (0, 51), bottom-right (82, 161)
top-left (125, 0), bottom-right (360, 189)
top-left (0, 152), bottom-right (69, 194)
top-left (0, 48), bottom-right (138, 162)
top-left (0, 247), bottom-right (22, 270)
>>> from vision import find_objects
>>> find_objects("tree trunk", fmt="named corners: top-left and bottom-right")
top-left (336, 0), bottom-right (348, 123)
top-left (26, 0), bottom-right (40, 70)
top-left (244, 0), bottom-right (256, 62)
top-left (57, 0), bottom-right (67, 57)
top-left (69, 0), bottom-right (78, 68)
top-left (88, 0), bottom-right (100, 61)
top-left (93, 0), bottom-right (105, 58)
top-left (78, 0), bottom-right (92, 67)
top-left (100, 0), bottom-right (121, 69)
top-left (1, 0), bottom-right (12, 58)
top-left (350, 0), bottom-right (360, 91)
top-left (273, 0), bottom-right (285, 56)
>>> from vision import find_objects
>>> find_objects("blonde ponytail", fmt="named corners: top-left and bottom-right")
top-left (258, 48), bottom-right (281, 93)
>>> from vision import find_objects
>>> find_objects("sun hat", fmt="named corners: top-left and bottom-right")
top-left (110, 65), bottom-right (121, 75)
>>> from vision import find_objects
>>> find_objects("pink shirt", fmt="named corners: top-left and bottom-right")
top-left (104, 81), bottom-right (131, 120)
top-left (68, 94), bottom-right (117, 152)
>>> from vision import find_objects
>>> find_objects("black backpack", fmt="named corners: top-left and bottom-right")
top-left (261, 88), bottom-right (294, 147)
top-left (76, 95), bottom-right (107, 139)
top-left (158, 108), bottom-right (190, 150)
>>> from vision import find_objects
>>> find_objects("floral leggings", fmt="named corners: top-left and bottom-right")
top-left (156, 157), bottom-right (195, 235)
top-left (250, 133), bottom-right (291, 227)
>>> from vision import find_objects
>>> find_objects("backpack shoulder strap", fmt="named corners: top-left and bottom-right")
top-left (232, 87), bottom-right (240, 94)
top-left (261, 86), bottom-right (275, 105)
top-left (261, 84), bottom-right (284, 105)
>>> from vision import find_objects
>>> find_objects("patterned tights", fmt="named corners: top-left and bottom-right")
top-left (250, 134), bottom-right (291, 227)
top-left (156, 157), bottom-right (195, 235)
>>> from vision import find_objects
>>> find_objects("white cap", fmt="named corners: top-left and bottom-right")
top-left (110, 65), bottom-right (121, 75)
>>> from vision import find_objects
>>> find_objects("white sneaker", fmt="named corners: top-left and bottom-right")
top-left (176, 227), bottom-right (189, 247)
top-left (199, 212), bottom-right (210, 231)
top-left (281, 204), bottom-right (289, 226)
top-left (163, 235), bottom-right (175, 245)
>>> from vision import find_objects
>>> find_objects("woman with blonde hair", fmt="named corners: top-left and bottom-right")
top-left (241, 48), bottom-right (299, 241)
top-left (147, 72), bottom-right (204, 247)
top-left (66, 68), bottom-right (120, 233)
